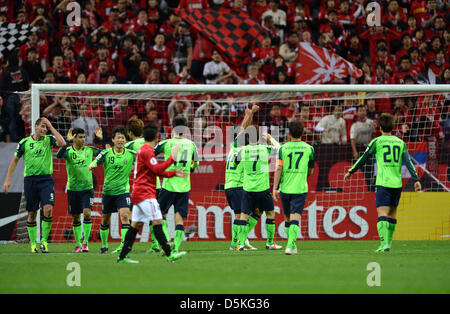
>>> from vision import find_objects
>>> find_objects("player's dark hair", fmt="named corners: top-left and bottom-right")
top-left (126, 117), bottom-right (144, 137)
top-left (112, 126), bottom-right (127, 139)
top-left (379, 113), bottom-right (394, 133)
top-left (288, 120), bottom-right (304, 139)
top-left (244, 124), bottom-right (260, 145)
top-left (35, 118), bottom-right (43, 126)
top-left (72, 128), bottom-right (85, 137)
top-left (172, 115), bottom-right (187, 128)
top-left (143, 123), bottom-right (159, 142)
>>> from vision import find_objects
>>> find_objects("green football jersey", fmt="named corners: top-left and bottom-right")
top-left (349, 134), bottom-right (419, 188)
top-left (154, 137), bottom-right (199, 193)
top-left (278, 141), bottom-right (315, 194)
top-left (15, 135), bottom-right (58, 177)
top-left (224, 143), bottom-right (244, 190)
top-left (240, 144), bottom-right (274, 192)
top-left (93, 147), bottom-right (136, 195)
top-left (57, 145), bottom-right (101, 191)
top-left (125, 137), bottom-right (161, 189)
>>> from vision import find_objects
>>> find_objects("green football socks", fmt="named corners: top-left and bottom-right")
top-left (231, 220), bottom-right (239, 248)
top-left (236, 220), bottom-right (249, 249)
top-left (265, 218), bottom-right (275, 246)
top-left (100, 224), bottom-right (109, 248)
top-left (387, 218), bottom-right (397, 247)
top-left (248, 215), bottom-right (258, 235)
top-left (149, 224), bottom-right (161, 250)
top-left (82, 218), bottom-right (92, 244)
top-left (287, 220), bottom-right (300, 249)
top-left (73, 222), bottom-right (82, 247)
top-left (173, 224), bottom-right (184, 252)
top-left (162, 219), bottom-right (171, 242)
top-left (41, 216), bottom-right (52, 244)
top-left (26, 221), bottom-right (37, 247)
top-left (376, 217), bottom-right (390, 249)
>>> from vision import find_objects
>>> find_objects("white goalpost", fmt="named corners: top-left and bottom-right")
top-left (17, 83), bottom-right (450, 244)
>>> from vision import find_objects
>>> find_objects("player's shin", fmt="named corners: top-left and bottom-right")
top-left (82, 218), bottom-right (92, 244)
top-left (100, 224), bottom-right (109, 248)
top-left (288, 220), bottom-right (299, 249)
top-left (119, 226), bottom-right (139, 260)
top-left (174, 224), bottom-right (184, 252)
top-left (387, 218), bottom-right (397, 247)
top-left (236, 220), bottom-right (249, 250)
top-left (41, 215), bottom-right (53, 244)
top-left (26, 221), bottom-right (37, 247)
top-left (265, 218), bottom-right (275, 246)
top-left (376, 216), bottom-right (390, 249)
top-left (153, 223), bottom-right (172, 256)
top-left (73, 221), bottom-right (82, 247)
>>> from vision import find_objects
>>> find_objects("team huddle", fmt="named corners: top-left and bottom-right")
top-left (2, 105), bottom-right (421, 262)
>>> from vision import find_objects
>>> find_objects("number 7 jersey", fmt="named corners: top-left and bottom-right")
top-left (348, 134), bottom-right (419, 188)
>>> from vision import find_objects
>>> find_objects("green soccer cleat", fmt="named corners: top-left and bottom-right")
top-left (31, 244), bottom-right (38, 253)
top-left (166, 251), bottom-right (187, 263)
top-left (147, 247), bottom-right (161, 253)
top-left (40, 242), bottom-right (48, 253)
top-left (117, 257), bottom-right (139, 264)
top-left (375, 244), bottom-right (390, 252)
top-left (111, 245), bottom-right (123, 254)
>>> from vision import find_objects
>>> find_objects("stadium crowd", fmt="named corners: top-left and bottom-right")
top-left (0, 0), bottom-right (448, 147)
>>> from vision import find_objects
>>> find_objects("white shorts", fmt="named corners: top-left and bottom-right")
top-left (132, 199), bottom-right (163, 223)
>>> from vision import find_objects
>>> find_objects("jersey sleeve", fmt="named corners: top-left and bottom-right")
top-left (90, 146), bottom-right (102, 157)
top-left (14, 138), bottom-right (27, 158)
top-left (401, 142), bottom-right (419, 182)
top-left (93, 149), bottom-right (108, 166)
top-left (154, 140), bottom-right (167, 156)
top-left (145, 149), bottom-right (176, 177)
top-left (48, 135), bottom-right (58, 148)
top-left (56, 145), bottom-right (69, 159)
top-left (348, 138), bottom-right (377, 174)
top-left (308, 146), bottom-right (315, 169)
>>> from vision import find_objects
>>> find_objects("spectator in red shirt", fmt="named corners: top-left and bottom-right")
top-left (251, 0), bottom-right (269, 23)
top-left (146, 0), bottom-right (162, 25)
top-left (87, 60), bottom-right (111, 84)
top-left (242, 63), bottom-right (266, 84)
top-left (439, 67), bottom-right (450, 84)
top-left (423, 36), bottom-right (444, 65)
top-left (391, 55), bottom-right (417, 84)
top-left (383, 0), bottom-right (407, 33)
top-left (147, 33), bottom-right (173, 81)
top-left (87, 45), bottom-right (116, 75)
top-left (424, 15), bottom-right (447, 41)
top-left (372, 45), bottom-right (396, 77)
top-left (428, 49), bottom-right (448, 77)
top-left (409, 46), bottom-right (426, 75)
top-left (101, 6), bottom-right (123, 33)
top-left (395, 33), bottom-right (413, 62)
top-left (128, 9), bottom-right (157, 43)
top-left (403, 15), bottom-right (418, 36)
top-left (372, 62), bottom-right (391, 84)
top-left (131, 59), bottom-right (151, 84)
top-left (48, 54), bottom-right (75, 83)
top-left (159, 13), bottom-right (181, 53)
top-left (392, 107), bottom-right (411, 141)
top-left (360, 25), bottom-right (401, 61)
top-left (412, 27), bottom-right (428, 55)
top-left (251, 35), bottom-right (278, 80)
top-left (318, 0), bottom-right (337, 22)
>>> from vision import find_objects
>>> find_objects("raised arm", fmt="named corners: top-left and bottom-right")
top-left (41, 117), bottom-right (66, 147)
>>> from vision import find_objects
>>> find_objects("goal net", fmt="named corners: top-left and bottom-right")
top-left (14, 84), bottom-right (450, 244)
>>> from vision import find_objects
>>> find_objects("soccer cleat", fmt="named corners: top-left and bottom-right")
top-left (237, 246), bottom-right (245, 251)
top-left (72, 246), bottom-right (82, 253)
top-left (31, 244), bottom-right (38, 253)
top-left (265, 243), bottom-right (282, 250)
top-left (244, 239), bottom-right (258, 250)
top-left (100, 247), bottom-right (109, 254)
top-left (375, 244), bottom-right (390, 252)
top-left (147, 247), bottom-right (161, 253)
top-left (81, 243), bottom-right (89, 252)
top-left (40, 242), bottom-right (49, 253)
top-left (285, 247), bottom-right (298, 255)
top-left (117, 257), bottom-right (139, 264)
top-left (111, 245), bottom-right (123, 254)
top-left (166, 251), bottom-right (187, 263)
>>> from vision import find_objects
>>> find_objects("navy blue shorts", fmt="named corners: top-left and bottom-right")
top-left (242, 189), bottom-right (274, 215)
top-left (280, 192), bottom-right (307, 216)
top-left (225, 187), bottom-right (244, 215)
top-left (157, 189), bottom-right (190, 218)
top-left (23, 175), bottom-right (54, 212)
top-left (102, 193), bottom-right (131, 214)
top-left (375, 186), bottom-right (402, 208)
top-left (68, 189), bottom-right (94, 214)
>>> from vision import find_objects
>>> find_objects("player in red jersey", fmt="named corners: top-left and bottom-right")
top-left (117, 123), bottom-right (188, 263)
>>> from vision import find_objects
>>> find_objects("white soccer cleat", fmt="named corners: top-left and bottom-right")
top-left (244, 239), bottom-right (258, 250)
top-left (285, 247), bottom-right (298, 255)
top-left (265, 242), bottom-right (282, 250)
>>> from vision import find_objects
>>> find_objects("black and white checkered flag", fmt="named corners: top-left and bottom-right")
top-left (0, 22), bottom-right (36, 60)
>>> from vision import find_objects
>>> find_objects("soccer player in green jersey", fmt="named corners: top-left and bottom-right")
top-left (225, 104), bottom-right (260, 251)
top-left (235, 124), bottom-right (282, 251)
top-left (344, 113), bottom-right (422, 252)
top-left (273, 120), bottom-right (315, 255)
top-left (155, 115), bottom-right (199, 253)
top-left (3, 117), bottom-right (66, 253)
top-left (56, 127), bottom-right (103, 252)
top-left (125, 117), bottom-right (161, 253)
top-left (89, 126), bottom-right (136, 254)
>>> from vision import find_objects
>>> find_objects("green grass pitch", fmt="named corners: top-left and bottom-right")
top-left (1, 240), bottom-right (449, 294)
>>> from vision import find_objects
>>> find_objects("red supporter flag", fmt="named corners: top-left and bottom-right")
top-left (176, 8), bottom-right (266, 71)
top-left (294, 42), bottom-right (363, 84)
